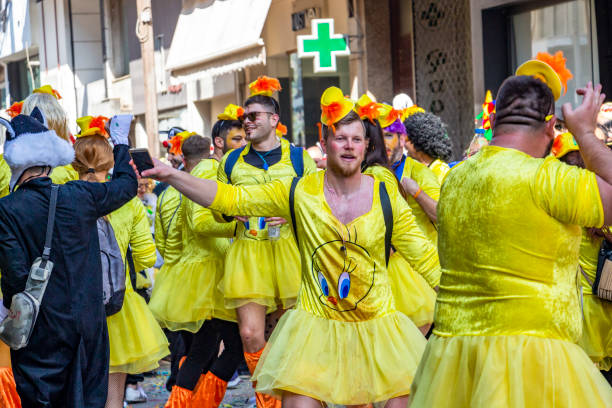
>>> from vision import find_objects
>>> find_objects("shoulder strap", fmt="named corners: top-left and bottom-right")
top-left (289, 177), bottom-right (301, 247)
top-left (42, 185), bottom-right (59, 263)
top-left (127, 245), bottom-right (137, 291)
top-left (224, 146), bottom-right (246, 184)
top-left (289, 145), bottom-right (304, 177)
top-left (379, 182), bottom-right (393, 267)
top-left (393, 155), bottom-right (406, 180)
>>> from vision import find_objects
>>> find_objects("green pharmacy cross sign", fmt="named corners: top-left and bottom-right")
top-left (297, 19), bottom-right (350, 73)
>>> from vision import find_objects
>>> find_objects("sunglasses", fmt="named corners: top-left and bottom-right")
top-left (240, 111), bottom-right (275, 123)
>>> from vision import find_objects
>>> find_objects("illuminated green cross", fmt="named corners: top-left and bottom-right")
top-left (298, 19), bottom-right (350, 73)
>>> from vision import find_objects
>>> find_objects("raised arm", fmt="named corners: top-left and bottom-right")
top-left (188, 200), bottom-right (236, 238)
top-left (563, 83), bottom-right (612, 224)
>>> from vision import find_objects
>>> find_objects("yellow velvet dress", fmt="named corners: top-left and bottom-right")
top-left (211, 171), bottom-right (440, 404)
top-left (410, 146), bottom-right (612, 407)
top-left (365, 159), bottom-right (440, 327)
top-left (428, 158), bottom-right (450, 184)
top-left (217, 138), bottom-right (316, 310)
top-left (0, 155), bottom-right (10, 198)
top-left (106, 197), bottom-right (169, 374)
top-left (148, 159), bottom-right (236, 332)
top-left (50, 164), bottom-right (79, 184)
top-left (579, 229), bottom-right (612, 371)
top-left (149, 186), bottom-right (184, 325)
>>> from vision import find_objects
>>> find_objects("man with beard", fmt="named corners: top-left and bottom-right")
top-left (136, 86), bottom-right (440, 407)
top-left (409, 68), bottom-right (612, 405)
top-left (211, 104), bottom-right (247, 162)
top-left (215, 77), bottom-right (316, 408)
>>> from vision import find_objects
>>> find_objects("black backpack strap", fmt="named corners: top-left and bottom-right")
top-left (127, 245), bottom-right (137, 291)
top-left (41, 184), bottom-right (59, 267)
top-left (289, 177), bottom-right (301, 247)
top-left (289, 145), bottom-right (304, 177)
top-left (224, 146), bottom-right (246, 184)
top-left (379, 182), bottom-right (393, 267)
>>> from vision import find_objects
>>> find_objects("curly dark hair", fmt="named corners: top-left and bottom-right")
top-left (404, 112), bottom-right (453, 162)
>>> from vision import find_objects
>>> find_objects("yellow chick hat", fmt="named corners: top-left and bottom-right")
top-left (551, 132), bottom-right (579, 159)
top-left (76, 115), bottom-right (109, 138)
top-left (249, 76), bottom-right (282, 97)
top-left (320, 86), bottom-right (354, 129)
top-left (354, 94), bottom-right (382, 123)
top-left (378, 103), bottom-right (405, 129)
top-left (33, 85), bottom-right (62, 100)
top-left (167, 130), bottom-right (196, 155)
top-left (217, 104), bottom-right (244, 121)
top-left (515, 51), bottom-right (573, 101)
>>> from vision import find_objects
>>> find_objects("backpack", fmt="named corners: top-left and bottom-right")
top-left (97, 218), bottom-right (126, 316)
top-left (224, 144), bottom-right (304, 184)
top-left (289, 178), bottom-right (393, 266)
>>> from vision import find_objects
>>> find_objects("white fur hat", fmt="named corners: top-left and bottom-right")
top-left (393, 93), bottom-right (414, 110)
top-left (0, 107), bottom-right (74, 190)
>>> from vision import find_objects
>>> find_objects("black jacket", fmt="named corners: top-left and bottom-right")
top-left (0, 144), bottom-right (137, 407)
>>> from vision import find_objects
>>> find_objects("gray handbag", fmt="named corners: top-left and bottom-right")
top-left (0, 184), bottom-right (59, 350)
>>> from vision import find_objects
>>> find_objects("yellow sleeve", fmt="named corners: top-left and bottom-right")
top-left (210, 178), bottom-right (292, 220)
top-left (0, 156), bottom-right (10, 198)
top-left (217, 153), bottom-right (230, 184)
top-left (389, 187), bottom-right (441, 287)
top-left (50, 164), bottom-right (79, 184)
top-left (302, 150), bottom-right (318, 175)
top-left (533, 157), bottom-right (604, 228)
top-left (188, 200), bottom-right (236, 237)
top-left (409, 163), bottom-right (440, 200)
top-left (129, 200), bottom-right (157, 271)
top-left (154, 192), bottom-right (167, 258)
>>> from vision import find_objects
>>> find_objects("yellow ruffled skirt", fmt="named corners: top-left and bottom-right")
top-left (107, 289), bottom-right (169, 374)
top-left (253, 309), bottom-right (426, 405)
top-left (580, 293), bottom-right (612, 371)
top-left (222, 234), bottom-right (300, 311)
top-left (410, 334), bottom-right (612, 407)
top-left (149, 258), bottom-right (224, 332)
top-left (387, 252), bottom-right (436, 327)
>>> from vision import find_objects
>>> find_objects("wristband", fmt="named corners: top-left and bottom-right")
top-left (413, 187), bottom-right (422, 199)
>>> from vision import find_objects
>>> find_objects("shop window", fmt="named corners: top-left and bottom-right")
top-left (510, 0), bottom-right (598, 108)
top-left (7, 56), bottom-right (40, 104)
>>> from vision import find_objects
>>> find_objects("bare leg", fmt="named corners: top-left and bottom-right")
top-left (105, 372), bottom-right (127, 408)
top-left (237, 302), bottom-right (267, 353)
top-left (282, 391), bottom-right (323, 408)
top-left (385, 395), bottom-right (410, 408)
top-left (265, 308), bottom-right (287, 340)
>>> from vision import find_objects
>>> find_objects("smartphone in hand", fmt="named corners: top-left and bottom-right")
top-left (129, 148), bottom-right (154, 174)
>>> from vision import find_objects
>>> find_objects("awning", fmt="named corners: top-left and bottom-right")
top-left (165, 0), bottom-right (271, 80)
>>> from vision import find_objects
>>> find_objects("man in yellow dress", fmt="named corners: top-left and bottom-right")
top-left (137, 86), bottom-right (440, 407)
top-left (409, 75), bottom-right (612, 406)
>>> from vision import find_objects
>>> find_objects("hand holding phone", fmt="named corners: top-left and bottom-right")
top-left (129, 148), bottom-right (154, 174)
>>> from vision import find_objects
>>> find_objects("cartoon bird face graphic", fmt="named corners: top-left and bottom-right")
top-left (311, 233), bottom-right (375, 312)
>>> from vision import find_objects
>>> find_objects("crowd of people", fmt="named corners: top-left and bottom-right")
top-left (0, 49), bottom-right (609, 408)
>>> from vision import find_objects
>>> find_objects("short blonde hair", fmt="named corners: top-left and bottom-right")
top-left (22, 93), bottom-right (71, 142)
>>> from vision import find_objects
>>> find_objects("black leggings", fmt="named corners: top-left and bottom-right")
top-left (175, 319), bottom-right (243, 390)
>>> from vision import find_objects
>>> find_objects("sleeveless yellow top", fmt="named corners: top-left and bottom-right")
top-left (435, 146), bottom-right (603, 342)
top-left (155, 186), bottom-right (183, 264)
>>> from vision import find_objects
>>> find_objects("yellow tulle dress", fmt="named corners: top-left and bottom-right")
top-left (410, 146), bottom-right (612, 407)
top-left (0, 155), bottom-right (10, 198)
top-left (578, 229), bottom-right (612, 371)
top-left (428, 158), bottom-right (450, 184)
top-left (106, 197), bottom-right (169, 374)
top-left (211, 171), bottom-right (440, 404)
top-left (50, 164), bottom-right (79, 184)
top-left (149, 186), bottom-right (184, 324)
top-left (148, 159), bottom-right (236, 332)
top-left (217, 138), bottom-right (316, 311)
top-left (364, 159), bottom-right (439, 327)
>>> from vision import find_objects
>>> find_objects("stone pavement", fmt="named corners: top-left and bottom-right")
top-left (127, 360), bottom-right (255, 408)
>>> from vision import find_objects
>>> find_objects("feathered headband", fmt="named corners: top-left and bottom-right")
top-left (217, 104), bottom-right (244, 121)
top-left (275, 122), bottom-right (288, 138)
top-left (249, 76), bottom-right (282, 97)
top-left (33, 85), bottom-right (62, 100)
top-left (378, 104), bottom-right (406, 133)
top-left (167, 130), bottom-right (196, 156)
top-left (6, 101), bottom-right (23, 118)
top-left (515, 51), bottom-right (573, 101)
top-left (320, 86), bottom-right (354, 131)
top-left (354, 94), bottom-right (382, 124)
top-left (76, 115), bottom-right (109, 138)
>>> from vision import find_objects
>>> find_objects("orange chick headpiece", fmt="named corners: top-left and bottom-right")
top-left (320, 87), bottom-right (354, 131)
top-left (551, 132), bottom-right (579, 158)
top-left (378, 104), bottom-right (405, 129)
top-left (6, 101), bottom-right (23, 118)
top-left (354, 94), bottom-right (382, 124)
top-left (275, 122), bottom-right (288, 138)
top-left (167, 130), bottom-right (196, 156)
top-left (249, 76), bottom-right (282, 97)
top-left (33, 85), bottom-right (62, 100)
top-left (515, 51), bottom-right (573, 101)
top-left (217, 104), bottom-right (244, 121)
top-left (76, 115), bottom-right (109, 138)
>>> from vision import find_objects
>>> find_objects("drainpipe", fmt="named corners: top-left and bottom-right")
top-left (0, 61), bottom-right (9, 108)
top-left (99, 0), bottom-right (108, 100)
top-left (67, 0), bottom-right (79, 119)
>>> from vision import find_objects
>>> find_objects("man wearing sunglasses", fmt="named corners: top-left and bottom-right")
top-left (215, 77), bottom-right (316, 408)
